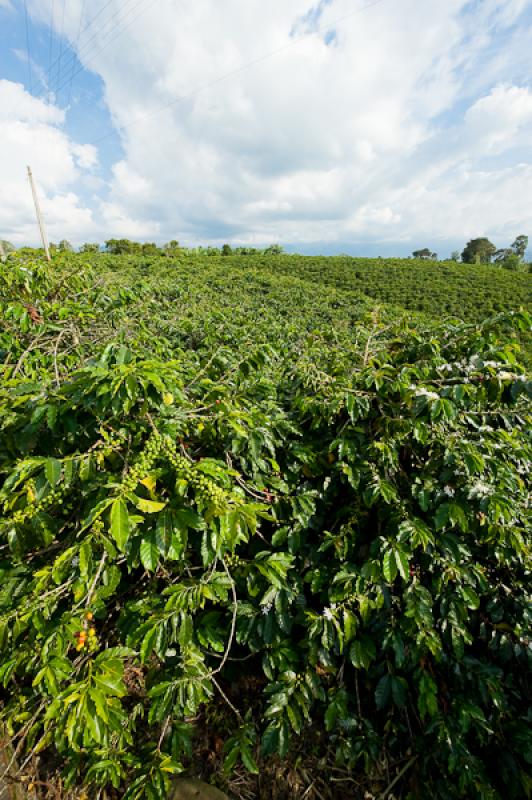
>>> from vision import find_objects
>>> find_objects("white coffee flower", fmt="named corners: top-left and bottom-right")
top-left (415, 389), bottom-right (439, 400)
top-left (468, 480), bottom-right (493, 499)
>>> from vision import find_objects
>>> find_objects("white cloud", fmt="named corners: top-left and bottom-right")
top-left (0, 80), bottom-right (99, 245)
top-left (479, 0), bottom-right (530, 28)
top-left (464, 84), bottom-right (532, 154)
top-left (5, 0), bottom-right (532, 249)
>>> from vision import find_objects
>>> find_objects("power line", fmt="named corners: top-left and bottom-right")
top-left (91, 0), bottom-right (387, 147)
top-left (66, 0), bottom-right (87, 107)
top-left (23, 0), bottom-right (33, 93)
top-left (46, 0), bottom-right (55, 99)
top-left (11, 0), bottom-right (155, 123)
top-left (54, 0), bottom-right (67, 100)
top-left (49, 0), bottom-right (159, 100)
top-left (44, 0), bottom-right (139, 97)
top-left (36, 0), bottom-right (154, 104)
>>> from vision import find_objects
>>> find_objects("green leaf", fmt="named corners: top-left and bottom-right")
top-left (140, 532), bottom-right (159, 572)
top-left (155, 510), bottom-right (173, 556)
top-left (45, 458), bottom-right (62, 486)
top-left (394, 548), bottom-right (409, 581)
top-left (390, 675), bottom-right (407, 707)
top-left (434, 503), bottom-right (449, 530)
top-left (342, 608), bottom-right (357, 643)
top-left (382, 549), bottom-right (397, 583)
top-left (349, 636), bottom-right (376, 669)
top-left (375, 674), bottom-right (392, 710)
top-left (79, 539), bottom-right (93, 579)
top-left (91, 687), bottom-right (109, 723)
top-left (462, 586), bottom-right (480, 610)
top-left (240, 746), bottom-right (259, 775)
top-left (261, 722), bottom-right (280, 756)
top-left (110, 497), bottom-right (130, 552)
top-left (140, 625), bottom-right (158, 664)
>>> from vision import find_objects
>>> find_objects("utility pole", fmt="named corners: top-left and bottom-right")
top-left (27, 165), bottom-right (51, 262)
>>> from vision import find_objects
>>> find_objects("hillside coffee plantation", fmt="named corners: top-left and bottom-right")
top-left (0, 252), bottom-right (531, 800)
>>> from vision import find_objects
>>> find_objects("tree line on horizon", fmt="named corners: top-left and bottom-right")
top-left (412, 234), bottom-right (529, 270)
top-left (0, 239), bottom-right (285, 258)
top-left (2, 234), bottom-right (529, 270)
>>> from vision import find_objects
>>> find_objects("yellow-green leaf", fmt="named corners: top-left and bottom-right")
top-left (110, 497), bottom-right (130, 552)
top-left (136, 498), bottom-right (166, 514)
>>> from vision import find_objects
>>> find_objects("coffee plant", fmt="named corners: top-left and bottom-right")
top-left (0, 252), bottom-right (531, 799)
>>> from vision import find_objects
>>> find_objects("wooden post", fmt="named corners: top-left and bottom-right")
top-left (0, 240), bottom-right (6, 263)
top-left (27, 166), bottom-right (51, 262)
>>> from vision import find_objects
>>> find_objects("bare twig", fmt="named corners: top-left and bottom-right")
top-left (185, 346), bottom-right (223, 390)
top-left (0, 701), bottom-right (46, 780)
top-left (211, 676), bottom-right (242, 722)
top-left (377, 755), bottom-right (417, 800)
top-left (78, 550), bottom-right (107, 610)
top-left (157, 715), bottom-right (172, 752)
top-left (11, 331), bottom-right (47, 377)
top-left (210, 559), bottom-right (238, 678)
top-left (52, 327), bottom-right (70, 387)
top-left (355, 671), bottom-right (362, 718)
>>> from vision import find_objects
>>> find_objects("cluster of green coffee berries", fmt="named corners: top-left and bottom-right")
top-left (189, 470), bottom-right (226, 508)
top-left (94, 432), bottom-right (123, 467)
top-left (121, 432), bottom-right (227, 510)
top-left (162, 435), bottom-right (227, 509)
top-left (11, 483), bottom-right (67, 525)
top-left (224, 553), bottom-right (243, 570)
top-left (161, 435), bottom-right (194, 479)
top-left (122, 433), bottom-right (165, 492)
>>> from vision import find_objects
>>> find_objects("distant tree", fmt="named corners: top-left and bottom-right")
top-left (80, 243), bottom-right (100, 253)
top-left (412, 248), bottom-right (433, 260)
top-left (0, 239), bottom-right (15, 253)
top-left (141, 242), bottom-right (159, 256)
top-left (494, 248), bottom-right (513, 264)
top-left (105, 239), bottom-right (125, 254)
top-left (105, 239), bottom-right (141, 255)
top-left (163, 240), bottom-right (180, 256)
top-left (450, 250), bottom-right (460, 261)
top-left (500, 253), bottom-right (522, 271)
top-left (234, 247), bottom-right (258, 255)
top-left (58, 239), bottom-right (73, 252)
top-left (511, 235), bottom-right (528, 259)
top-left (264, 244), bottom-right (284, 255)
top-left (461, 238), bottom-right (496, 264)
top-left (494, 237), bottom-right (528, 271)
top-left (221, 244), bottom-right (232, 256)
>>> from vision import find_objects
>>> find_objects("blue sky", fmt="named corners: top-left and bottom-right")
top-left (1, 1), bottom-right (121, 195)
top-left (1, 0), bottom-right (532, 256)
